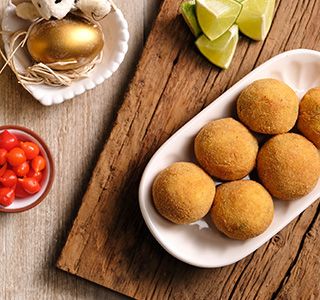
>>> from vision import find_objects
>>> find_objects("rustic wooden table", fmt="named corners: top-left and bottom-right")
top-left (0, 0), bottom-right (161, 298)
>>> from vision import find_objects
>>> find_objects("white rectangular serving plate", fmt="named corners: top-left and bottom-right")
top-left (139, 49), bottom-right (320, 268)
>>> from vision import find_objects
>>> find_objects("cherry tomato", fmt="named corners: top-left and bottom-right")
top-left (31, 156), bottom-right (46, 172)
top-left (18, 178), bottom-right (41, 194)
top-left (0, 130), bottom-right (19, 151)
top-left (0, 163), bottom-right (7, 177)
top-left (20, 142), bottom-right (40, 160)
top-left (6, 147), bottom-right (26, 167)
top-left (0, 149), bottom-right (7, 165)
top-left (27, 169), bottom-right (43, 182)
top-left (0, 187), bottom-right (15, 206)
top-left (13, 161), bottom-right (30, 177)
top-left (0, 170), bottom-right (17, 188)
top-left (15, 181), bottom-right (30, 198)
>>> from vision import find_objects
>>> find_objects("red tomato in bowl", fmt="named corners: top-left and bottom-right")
top-left (0, 187), bottom-right (15, 206)
top-left (18, 178), bottom-right (41, 194)
top-left (0, 149), bottom-right (7, 165)
top-left (31, 156), bottom-right (46, 172)
top-left (27, 169), bottom-right (43, 182)
top-left (20, 142), bottom-right (40, 160)
top-left (6, 147), bottom-right (27, 167)
top-left (0, 130), bottom-right (19, 151)
top-left (15, 181), bottom-right (30, 198)
top-left (13, 161), bottom-right (30, 177)
top-left (0, 170), bottom-right (17, 188)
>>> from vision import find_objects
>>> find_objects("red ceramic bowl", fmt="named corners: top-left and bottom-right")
top-left (0, 125), bottom-right (55, 213)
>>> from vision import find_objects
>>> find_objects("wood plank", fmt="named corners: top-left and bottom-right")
top-left (58, 0), bottom-right (320, 299)
top-left (273, 204), bottom-right (320, 300)
top-left (0, 0), bottom-right (147, 298)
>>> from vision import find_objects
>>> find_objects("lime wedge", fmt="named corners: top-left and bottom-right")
top-left (196, 0), bottom-right (242, 41)
top-left (236, 0), bottom-right (275, 40)
top-left (180, 1), bottom-right (202, 37)
top-left (195, 24), bottom-right (239, 69)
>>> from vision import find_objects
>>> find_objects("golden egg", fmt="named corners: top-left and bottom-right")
top-left (27, 14), bottom-right (104, 71)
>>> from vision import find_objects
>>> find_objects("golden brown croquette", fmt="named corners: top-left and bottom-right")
top-left (194, 118), bottom-right (258, 181)
top-left (237, 79), bottom-right (299, 134)
top-left (257, 133), bottom-right (320, 200)
top-left (211, 180), bottom-right (274, 240)
top-left (152, 162), bottom-right (215, 224)
top-left (298, 87), bottom-right (320, 148)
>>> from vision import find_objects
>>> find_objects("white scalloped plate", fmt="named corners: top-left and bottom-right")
top-left (139, 49), bottom-right (320, 268)
top-left (2, 2), bottom-right (129, 106)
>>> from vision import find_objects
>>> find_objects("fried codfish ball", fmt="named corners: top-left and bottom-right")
top-left (257, 133), bottom-right (320, 200)
top-left (152, 162), bottom-right (215, 224)
top-left (211, 180), bottom-right (274, 240)
top-left (237, 79), bottom-right (299, 134)
top-left (298, 88), bottom-right (320, 148)
top-left (194, 118), bottom-right (258, 181)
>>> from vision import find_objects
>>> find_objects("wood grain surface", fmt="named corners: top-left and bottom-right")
top-left (57, 0), bottom-right (320, 299)
top-left (0, 0), bottom-right (162, 299)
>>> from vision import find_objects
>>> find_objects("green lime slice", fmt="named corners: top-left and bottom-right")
top-left (180, 1), bottom-right (202, 37)
top-left (195, 24), bottom-right (239, 69)
top-left (236, 0), bottom-right (275, 41)
top-left (196, 0), bottom-right (242, 41)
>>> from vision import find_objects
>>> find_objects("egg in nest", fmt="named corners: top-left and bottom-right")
top-left (27, 14), bottom-right (104, 71)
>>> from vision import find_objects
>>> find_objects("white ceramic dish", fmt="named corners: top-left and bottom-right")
top-left (1, 2), bottom-right (129, 106)
top-left (139, 49), bottom-right (320, 268)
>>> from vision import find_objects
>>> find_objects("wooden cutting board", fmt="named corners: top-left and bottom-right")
top-left (57, 0), bottom-right (320, 299)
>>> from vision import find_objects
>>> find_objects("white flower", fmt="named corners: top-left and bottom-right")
top-left (76, 0), bottom-right (112, 20)
top-left (31, 0), bottom-right (74, 20)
